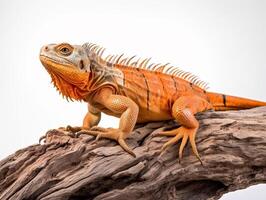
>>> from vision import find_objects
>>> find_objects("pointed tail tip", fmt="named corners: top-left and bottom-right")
top-left (207, 92), bottom-right (266, 111)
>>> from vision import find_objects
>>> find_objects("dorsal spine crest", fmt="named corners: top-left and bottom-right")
top-left (83, 42), bottom-right (209, 90)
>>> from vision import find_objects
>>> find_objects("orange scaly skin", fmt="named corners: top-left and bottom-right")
top-left (39, 42), bottom-right (266, 163)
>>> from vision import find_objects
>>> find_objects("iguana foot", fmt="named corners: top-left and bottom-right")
top-left (76, 127), bottom-right (136, 157)
top-left (58, 125), bottom-right (90, 135)
top-left (65, 125), bottom-right (83, 133)
top-left (157, 126), bottom-right (203, 165)
top-left (64, 125), bottom-right (93, 133)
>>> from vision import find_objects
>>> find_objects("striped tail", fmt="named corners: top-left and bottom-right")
top-left (207, 92), bottom-right (266, 111)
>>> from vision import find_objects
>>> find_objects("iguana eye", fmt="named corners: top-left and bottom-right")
top-left (59, 46), bottom-right (72, 56)
top-left (56, 43), bottom-right (73, 56)
top-left (61, 47), bottom-right (69, 54)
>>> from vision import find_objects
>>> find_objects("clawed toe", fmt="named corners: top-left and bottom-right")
top-left (39, 135), bottom-right (46, 144)
top-left (160, 132), bottom-right (183, 152)
top-left (76, 128), bottom-right (136, 157)
top-left (76, 126), bottom-right (112, 138)
top-left (65, 125), bottom-right (84, 133)
top-left (90, 126), bottom-right (108, 132)
top-left (76, 129), bottom-right (103, 138)
top-left (118, 137), bottom-right (136, 157)
top-left (159, 126), bottom-right (203, 165)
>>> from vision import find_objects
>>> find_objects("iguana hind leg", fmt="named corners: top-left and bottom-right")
top-left (157, 95), bottom-right (212, 164)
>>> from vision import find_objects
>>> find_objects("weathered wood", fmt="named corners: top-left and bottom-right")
top-left (1, 107), bottom-right (266, 200)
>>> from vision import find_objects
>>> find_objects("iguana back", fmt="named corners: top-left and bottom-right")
top-left (85, 42), bottom-right (265, 123)
top-left (114, 64), bottom-right (208, 122)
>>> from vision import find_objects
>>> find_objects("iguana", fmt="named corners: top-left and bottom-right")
top-left (39, 42), bottom-right (266, 163)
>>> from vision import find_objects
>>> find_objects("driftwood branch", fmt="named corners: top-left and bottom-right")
top-left (1, 107), bottom-right (266, 200)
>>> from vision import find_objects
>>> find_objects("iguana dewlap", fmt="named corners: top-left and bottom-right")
top-left (39, 42), bottom-right (266, 163)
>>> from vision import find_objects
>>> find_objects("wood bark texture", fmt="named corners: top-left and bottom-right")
top-left (1, 107), bottom-right (266, 200)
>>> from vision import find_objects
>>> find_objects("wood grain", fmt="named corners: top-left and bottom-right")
top-left (1, 107), bottom-right (266, 200)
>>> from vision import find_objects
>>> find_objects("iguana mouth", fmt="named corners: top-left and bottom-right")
top-left (40, 55), bottom-right (89, 101)
top-left (39, 55), bottom-right (76, 71)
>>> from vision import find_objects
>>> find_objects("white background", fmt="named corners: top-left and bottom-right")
top-left (0, 0), bottom-right (265, 199)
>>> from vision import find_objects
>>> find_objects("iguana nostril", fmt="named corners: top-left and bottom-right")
top-left (44, 46), bottom-right (49, 51)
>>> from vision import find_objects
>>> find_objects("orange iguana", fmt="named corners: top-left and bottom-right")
top-left (39, 42), bottom-right (266, 164)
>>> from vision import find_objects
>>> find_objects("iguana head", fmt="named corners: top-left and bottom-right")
top-left (40, 43), bottom-right (91, 101)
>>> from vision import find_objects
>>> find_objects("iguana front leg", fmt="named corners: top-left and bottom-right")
top-left (77, 88), bottom-right (139, 157)
top-left (66, 104), bottom-right (101, 133)
top-left (156, 95), bottom-right (212, 164)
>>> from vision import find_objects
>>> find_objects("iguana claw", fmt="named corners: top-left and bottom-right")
top-left (65, 125), bottom-right (83, 133)
top-left (157, 126), bottom-right (203, 165)
top-left (39, 135), bottom-right (46, 144)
